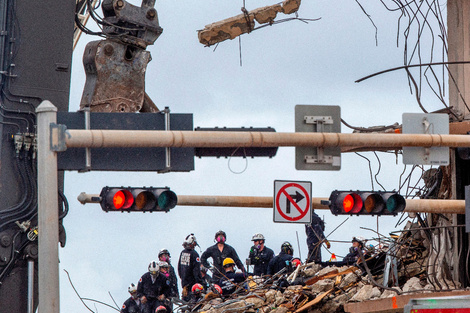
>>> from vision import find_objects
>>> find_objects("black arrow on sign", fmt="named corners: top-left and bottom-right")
top-left (286, 191), bottom-right (305, 214)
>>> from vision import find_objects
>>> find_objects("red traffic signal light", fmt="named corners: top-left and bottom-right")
top-left (329, 190), bottom-right (405, 216)
top-left (99, 187), bottom-right (177, 212)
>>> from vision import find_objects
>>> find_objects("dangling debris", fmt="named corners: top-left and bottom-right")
top-left (197, 0), bottom-right (302, 46)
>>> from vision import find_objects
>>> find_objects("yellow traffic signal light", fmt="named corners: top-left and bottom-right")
top-left (99, 187), bottom-right (177, 212)
top-left (329, 190), bottom-right (405, 216)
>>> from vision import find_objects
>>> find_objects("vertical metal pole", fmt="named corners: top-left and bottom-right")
top-left (27, 259), bottom-right (35, 313)
top-left (36, 100), bottom-right (59, 313)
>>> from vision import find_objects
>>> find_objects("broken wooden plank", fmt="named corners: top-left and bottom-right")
top-left (305, 267), bottom-right (358, 286)
top-left (294, 289), bottom-right (334, 313)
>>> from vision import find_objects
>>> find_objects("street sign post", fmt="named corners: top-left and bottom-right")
top-left (273, 180), bottom-right (312, 223)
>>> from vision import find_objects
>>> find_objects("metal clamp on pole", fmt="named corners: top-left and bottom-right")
top-left (79, 107), bottom-right (91, 172)
top-left (303, 115), bottom-right (339, 166)
top-left (158, 106), bottom-right (171, 173)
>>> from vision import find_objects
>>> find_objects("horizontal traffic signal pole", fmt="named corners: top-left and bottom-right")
top-left (77, 193), bottom-right (465, 214)
top-left (63, 130), bottom-right (470, 149)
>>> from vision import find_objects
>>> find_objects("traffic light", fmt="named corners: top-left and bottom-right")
top-left (328, 190), bottom-right (405, 216)
top-left (99, 187), bottom-right (177, 212)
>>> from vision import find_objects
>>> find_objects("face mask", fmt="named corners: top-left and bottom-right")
top-left (256, 244), bottom-right (261, 249)
top-left (217, 236), bottom-right (225, 243)
top-left (164, 272), bottom-right (170, 278)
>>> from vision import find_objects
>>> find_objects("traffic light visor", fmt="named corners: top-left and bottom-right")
top-left (385, 194), bottom-right (406, 213)
top-left (135, 191), bottom-right (157, 211)
top-left (157, 190), bottom-right (177, 210)
top-left (113, 190), bottom-right (133, 209)
top-left (343, 193), bottom-right (362, 213)
top-left (364, 193), bottom-right (384, 214)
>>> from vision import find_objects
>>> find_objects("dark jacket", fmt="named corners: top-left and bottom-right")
top-left (201, 244), bottom-right (245, 279)
top-left (137, 272), bottom-right (170, 301)
top-left (267, 251), bottom-right (293, 276)
top-left (249, 245), bottom-right (274, 276)
top-left (120, 297), bottom-right (142, 313)
top-left (168, 264), bottom-right (179, 297)
top-left (178, 248), bottom-right (203, 289)
top-left (218, 270), bottom-right (246, 295)
top-left (305, 212), bottom-right (326, 262)
top-left (201, 273), bottom-right (212, 290)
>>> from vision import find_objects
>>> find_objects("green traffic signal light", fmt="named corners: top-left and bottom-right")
top-left (99, 187), bottom-right (177, 212)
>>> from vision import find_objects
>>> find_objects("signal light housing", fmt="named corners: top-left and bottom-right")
top-left (99, 187), bottom-right (177, 212)
top-left (329, 190), bottom-right (405, 216)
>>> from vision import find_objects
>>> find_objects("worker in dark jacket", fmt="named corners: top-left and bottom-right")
top-left (178, 234), bottom-right (203, 301)
top-left (343, 237), bottom-right (365, 264)
top-left (218, 258), bottom-right (247, 295)
top-left (158, 249), bottom-right (179, 298)
top-left (137, 261), bottom-right (171, 313)
top-left (248, 233), bottom-right (274, 276)
top-left (305, 211), bottom-right (330, 263)
top-left (201, 230), bottom-right (245, 280)
top-left (267, 242), bottom-right (294, 276)
top-left (200, 265), bottom-right (212, 291)
top-left (121, 283), bottom-right (142, 313)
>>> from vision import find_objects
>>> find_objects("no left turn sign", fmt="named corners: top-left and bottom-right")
top-left (273, 180), bottom-right (312, 223)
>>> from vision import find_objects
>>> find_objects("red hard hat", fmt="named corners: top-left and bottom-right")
top-left (192, 283), bottom-right (204, 293)
top-left (155, 306), bottom-right (167, 313)
top-left (292, 258), bottom-right (301, 267)
top-left (213, 284), bottom-right (223, 294)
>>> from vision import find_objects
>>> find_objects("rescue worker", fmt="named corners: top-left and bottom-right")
top-left (157, 261), bottom-right (174, 311)
top-left (137, 261), bottom-right (171, 313)
top-left (248, 233), bottom-right (274, 276)
top-left (158, 249), bottom-right (179, 298)
top-left (267, 242), bottom-right (294, 276)
top-left (343, 237), bottom-right (365, 265)
top-left (200, 265), bottom-right (212, 291)
top-left (187, 283), bottom-right (205, 307)
top-left (178, 233), bottom-right (203, 301)
top-left (218, 258), bottom-right (246, 295)
top-left (305, 211), bottom-right (330, 263)
top-left (201, 230), bottom-right (245, 281)
top-left (121, 283), bottom-right (142, 313)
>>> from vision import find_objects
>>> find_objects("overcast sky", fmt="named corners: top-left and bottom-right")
top-left (59, 1), bottom-right (436, 312)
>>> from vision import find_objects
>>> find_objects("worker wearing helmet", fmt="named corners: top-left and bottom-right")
top-left (305, 211), bottom-right (329, 263)
top-left (137, 261), bottom-right (171, 313)
top-left (201, 230), bottom-right (245, 281)
top-left (343, 237), bottom-right (365, 265)
top-left (178, 233), bottom-right (203, 301)
top-left (248, 233), bottom-right (274, 276)
top-left (267, 242), bottom-right (294, 276)
top-left (158, 249), bottom-right (179, 298)
top-left (218, 258), bottom-right (247, 295)
top-left (120, 283), bottom-right (142, 313)
top-left (200, 265), bottom-right (212, 290)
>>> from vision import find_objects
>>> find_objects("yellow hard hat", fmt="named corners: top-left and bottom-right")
top-left (223, 257), bottom-right (235, 267)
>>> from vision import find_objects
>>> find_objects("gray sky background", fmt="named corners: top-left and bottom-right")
top-left (60, 1), bottom-right (438, 312)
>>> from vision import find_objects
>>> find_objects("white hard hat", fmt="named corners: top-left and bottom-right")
top-left (128, 283), bottom-right (137, 293)
top-left (148, 260), bottom-right (159, 274)
top-left (252, 233), bottom-right (265, 241)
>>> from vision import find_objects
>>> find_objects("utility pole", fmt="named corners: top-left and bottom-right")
top-left (447, 0), bottom-right (470, 286)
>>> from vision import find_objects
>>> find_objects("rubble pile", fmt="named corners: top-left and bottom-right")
top-left (184, 222), bottom-right (464, 313)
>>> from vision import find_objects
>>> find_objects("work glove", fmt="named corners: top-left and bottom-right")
top-left (324, 240), bottom-right (331, 249)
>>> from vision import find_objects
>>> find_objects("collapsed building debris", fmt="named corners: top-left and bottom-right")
top-left (197, 0), bottom-right (302, 46)
top-left (175, 221), bottom-right (470, 313)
